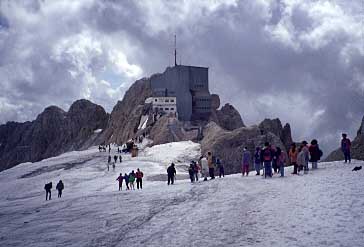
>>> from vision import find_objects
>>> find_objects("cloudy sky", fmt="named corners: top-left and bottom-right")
top-left (0, 0), bottom-right (363, 154)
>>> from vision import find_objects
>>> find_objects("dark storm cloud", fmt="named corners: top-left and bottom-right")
top-left (0, 0), bottom-right (362, 154)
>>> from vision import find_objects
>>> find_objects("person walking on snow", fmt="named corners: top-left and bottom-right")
top-left (261, 142), bottom-right (274, 178)
top-left (44, 182), bottom-right (52, 201)
top-left (207, 152), bottom-right (215, 179)
top-left (309, 139), bottom-right (322, 169)
top-left (114, 155), bottom-right (118, 163)
top-left (136, 168), bottom-right (144, 189)
top-left (56, 180), bottom-right (64, 198)
top-left (116, 173), bottom-right (124, 191)
top-left (119, 155), bottom-right (122, 163)
top-left (188, 163), bottom-right (195, 183)
top-left (129, 171), bottom-right (136, 190)
top-left (277, 147), bottom-right (286, 177)
top-left (289, 143), bottom-right (298, 175)
top-left (216, 158), bottom-right (224, 178)
top-left (167, 163), bottom-right (177, 185)
top-left (301, 141), bottom-right (310, 174)
top-left (341, 133), bottom-right (351, 163)
top-left (107, 155), bottom-right (111, 171)
top-left (193, 161), bottom-right (200, 181)
top-left (200, 156), bottom-right (209, 181)
top-left (124, 173), bottom-right (130, 190)
top-left (254, 147), bottom-right (262, 176)
top-left (242, 147), bottom-right (251, 176)
top-left (297, 147), bottom-right (305, 175)
top-left (272, 146), bottom-right (279, 174)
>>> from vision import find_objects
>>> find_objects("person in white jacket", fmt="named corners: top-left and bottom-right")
top-left (200, 156), bottom-right (209, 181)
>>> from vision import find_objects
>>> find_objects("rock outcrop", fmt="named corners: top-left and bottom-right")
top-left (0, 99), bottom-right (108, 171)
top-left (325, 116), bottom-right (364, 161)
top-left (259, 118), bottom-right (293, 151)
top-left (100, 77), bottom-right (152, 144)
top-left (201, 122), bottom-right (286, 174)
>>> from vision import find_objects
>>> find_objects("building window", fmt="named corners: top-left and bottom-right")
top-left (165, 108), bottom-right (169, 111)
top-left (171, 99), bottom-right (175, 102)
top-left (165, 99), bottom-right (169, 103)
top-left (155, 99), bottom-right (158, 102)
top-left (159, 108), bottom-right (163, 111)
top-left (171, 108), bottom-right (174, 111)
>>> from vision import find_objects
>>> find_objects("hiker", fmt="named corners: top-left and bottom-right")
top-left (107, 155), bottom-right (111, 171)
top-left (129, 171), bottom-right (136, 190)
top-left (188, 163), bottom-right (195, 183)
top-left (44, 182), bottom-right (52, 201)
top-left (297, 147), bottom-right (305, 174)
top-left (341, 133), bottom-right (351, 163)
top-left (117, 147), bottom-right (120, 153)
top-left (112, 162), bottom-right (116, 171)
top-left (167, 163), bottom-right (177, 185)
top-left (207, 152), bottom-right (215, 179)
top-left (216, 158), bottom-right (224, 178)
top-left (309, 139), bottom-right (322, 169)
top-left (242, 147), bottom-right (251, 176)
top-left (261, 142), bottom-right (273, 178)
top-left (108, 146), bottom-right (111, 153)
top-left (56, 180), bottom-right (64, 198)
top-left (277, 147), bottom-right (286, 177)
top-left (193, 161), bottom-right (200, 181)
top-left (200, 156), bottom-right (209, 181)
top-left (272, 146), bottom-right (279, 174)
top-left (254, 147), bottom-right (262, 175)
top-left (124, 173), bottom-right (130, 190)
top-left (114, 155), bottom-right (118, 163)
top-left (119, 155), bottom-right (122, 163)
top-left (301, 141), bottom-right (310, 174)
top-left (116, 173), bottom-right (124, 191)
top-left (289, 143), bottom-right (298, 174)
top-left (136, 168), bottom-right (144, 189)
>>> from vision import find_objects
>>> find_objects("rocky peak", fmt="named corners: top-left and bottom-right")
top-left (259, 118), bottom-right (293, 150)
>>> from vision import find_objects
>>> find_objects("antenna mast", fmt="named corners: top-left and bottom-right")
top-left (174, 34), bottom-right (177, 66)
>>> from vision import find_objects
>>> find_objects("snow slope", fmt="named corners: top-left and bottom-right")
top-left (0, 141), bottom-right (363, 247)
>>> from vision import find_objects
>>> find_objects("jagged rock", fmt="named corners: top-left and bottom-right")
top-left (326, 116), bottom-right (364, 161)
top-left (101, 78), bottom-right (152, 144)
top-left (0, 99), bottom-right (108, 171)
top-left (216, 103), bottom-right (245, 131)
top-left (211, 94), bottom-right (220, 110)
top-left (259, 118), bottom-right (292, 150)
top-left (201, 122), bottom-right (286, 174)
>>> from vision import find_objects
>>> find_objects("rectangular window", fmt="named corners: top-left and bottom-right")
top-left (165, 99), bottom-right (169, 103)
top-left (171, 108), bottom-right (174, 111)
top-left (165, 108), bottom-right (169, 111)
top-left (171, 99), bottom-right (175, 102)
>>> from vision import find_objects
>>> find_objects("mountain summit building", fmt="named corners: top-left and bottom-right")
top-left (150, 65), bottom-right (212, 121)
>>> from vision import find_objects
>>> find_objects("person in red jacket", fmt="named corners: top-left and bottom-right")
top-left (135, 168), bottom-right (144, 189)
top-left (116, 173), bottom-right (124, 191)
top-left (341, 133), bottom-right (351, 163)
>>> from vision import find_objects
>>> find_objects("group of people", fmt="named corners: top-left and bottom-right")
top-left (44, 180), bottom-right (64, 201)
top-left (116, 169), bottom-right (144, 190)
top-left (107, 155), bottom-right (123, 171)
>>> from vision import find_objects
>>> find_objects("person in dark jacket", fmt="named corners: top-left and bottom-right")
top-left (44, 182), bottom-right (52, 201)
top-left (114, 155), bottom-right (118, 163)
top-left (309, 139), bottom-right (321, 169)
top-left (124, 173), bottom-right (130, 190)
top-left (341, 133), bottom-right (351, 163)
top-left (107, 155), bottom-right (111, 171)
top-left (254, 147), bottom-right (262, 175)
top-left (135, 168), bottom-right (144, 189)
top-left (261, 142), bottom-right (274, 178)
top-left (119, 155), bottom-right (122, 163)
top-left (56, 180), bottom-right (64, 198)
top-left (167, 163), bottom-right (177, 185)
top-left (216, 158), bottom-right (224, 178)
top-left (116, 173), bottom-right (124, 191)
top-left (188, 163), bottom-right (195, 183)
top-left (272, 146), bottom-right (280, 174)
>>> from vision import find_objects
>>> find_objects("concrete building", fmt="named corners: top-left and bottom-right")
top-left (150, 65), bottom-right (212, 121)
top-left (145, 96), bottom-right (178, 117)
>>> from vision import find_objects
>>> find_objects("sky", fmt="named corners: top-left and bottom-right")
top-left (0, 0), bottom-right (363, 154)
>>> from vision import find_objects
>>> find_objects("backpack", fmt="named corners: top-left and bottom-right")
top-left (318, 149), bottom-right (323, 160)
top-left (263, 148), bottom-right (271, 161)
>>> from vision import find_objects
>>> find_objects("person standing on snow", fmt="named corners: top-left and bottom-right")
top-left (309, 139), bottom-right (322, 169)
top-left (207, 152), bottom-right (215, 179)
top-left (261, 142), bottom-right (274, 178)
top-left (114, 155), bottom-right (118, 163)
top-left (193, 161), bottom-right (200, 181)
top-left (167, 163), bottom-right (177, 185)
top-left (200, 156), bottom-right (209, 181)
top-left (188, 163), bottom-right (195, 183)
top-left (119, 155), bottom-right (122, 163)
top-left (124, 173), bottom-right (130, 190)
top-left (297, 147), bottom-right (305, 175)
top-left (56, 180), bottom-right (64, 198)
top-left (301, 141), bottom-right (310, 174)
top-left (254, 147), bottom-right (262, 176)
top-left (242, 147), bottom-right (251, 176)
top-left (272, 145), bottom-right (279, 174)
top-left (277, 147), bottom-right (286, 177)
top-left (107, 155), bottom-right (111, 171)
top-left (135, 168), bottom-right (144, 189)
top-left (341, 133), bottom-right (351, 163)
top-left (216, 158), bottom-right (224, 178)
top-left (44, 182), bottom-right (52, 201)
top-left (129, 171), bottom-right (136, 190)
top-left (116, 173), bottom-right (124, 191)
top-left (289, 143), bottom-right (298, 175)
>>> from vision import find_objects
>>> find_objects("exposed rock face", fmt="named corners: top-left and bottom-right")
top-left (101, 78), bottom-right (152, 144)
top-left (201, 122), bottom-right (286, 174)
top-left (0, 99), bottom-right (108, 171)
top-left (326, 116), bottom-right (364, 161)
top-left (259, 118), bottom-right (293, 151)
top-left (216, 103), bottom-right (245, 131)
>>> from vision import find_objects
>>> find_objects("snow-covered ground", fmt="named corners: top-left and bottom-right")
top-left (0, 141), bottom-right (363, 247)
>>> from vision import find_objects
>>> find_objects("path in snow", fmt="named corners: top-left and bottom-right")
top-left (0, 143), bottom-right (363, 247)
